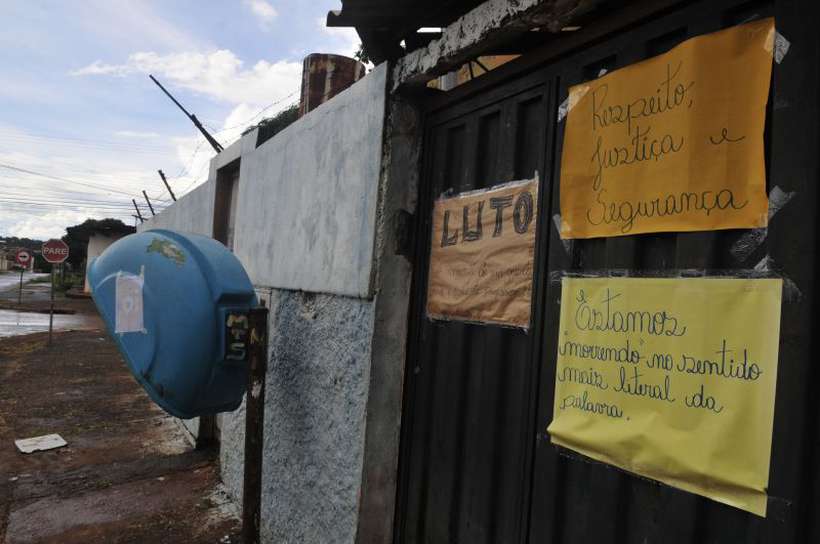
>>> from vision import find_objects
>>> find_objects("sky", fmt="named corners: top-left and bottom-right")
top-left (0, 0), bottom-right (359, 240)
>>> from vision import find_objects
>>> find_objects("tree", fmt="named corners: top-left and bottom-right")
top-left (354, 43), bottom-right (371, 65)
top-left (62, 218), bottom-right (135, 269)
top-left (254, 104), bottom-right (300, 147)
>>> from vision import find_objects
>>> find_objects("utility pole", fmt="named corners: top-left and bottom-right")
top-left (132, 199), bottom-right (145, 223)
top-left (142, 191), bottom-right (156, 216)
top-left (158, 169), bottom-right (177, 201)
top-left (149, 74), bottom-right (224, 153)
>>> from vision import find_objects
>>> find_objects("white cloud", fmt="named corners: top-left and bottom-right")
top-left (75, 0), bottom-right (211, 53)
top-left (114, 130), bottom-right (161, 139)
top-left (244, 0), bottom-right (278, 29)
top-left (1, 210), bottom-right (120, 240)
top-left (71, 50), bottom-right (302, 108)
top-left (70, 60), bottom-right (131, 77)
top-left (66, 45), bottom-right (304, 206)
top-left (317, 17), bottom-right (361, 59)
top-left (0, 123), bottom-right (179, 238)
top-left (167, 97), bottom-right (299, 198)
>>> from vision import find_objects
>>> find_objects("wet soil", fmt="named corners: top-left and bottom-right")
top-left (0, 327), bottom-right (240, 543)
top-left (0, 281), bottom-right (103, 338)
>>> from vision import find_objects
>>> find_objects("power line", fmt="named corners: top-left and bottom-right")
top-left (0, 205), bottom-right (134, 217)
top-left (0, 135), bottom-right (173, 156)
top-left (0, 196), bottom-right (153, 209)
top-left (0, 203), bottom-right (164, 215)
top-left (207, 89), bottom-right (301, 133)
top-left (1, 184), bottom-right (133, 203)
top-left (4, 165), bottom-right (164, 197)
top-left (0, 130), bottom-right (171, 151)
top-left (0, 202), bottom-right (162, 214)
top-left (0, 162), bottom-right (135, 197)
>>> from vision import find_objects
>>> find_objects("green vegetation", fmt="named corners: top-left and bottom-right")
top-left (63, 218), bottom-right (134, 268)
top-left (54, 273), bottom-right (83, 293)
top-left (254, 104), bottom-right (299, 147)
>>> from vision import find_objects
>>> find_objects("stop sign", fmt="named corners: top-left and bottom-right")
top-left (42, 239), bottom-right (69, 264)
top-left (15, 249), bottom-right (32, 266)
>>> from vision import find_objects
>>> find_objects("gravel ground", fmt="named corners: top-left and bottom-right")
top-left (0, 324), bottom-right (241, 542)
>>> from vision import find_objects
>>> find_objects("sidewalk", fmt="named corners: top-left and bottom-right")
top-left (0, 325), bottom-right (240, 542)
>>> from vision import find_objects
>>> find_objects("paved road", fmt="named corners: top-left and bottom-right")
top-left (0, 271), bottom-right (47, 291)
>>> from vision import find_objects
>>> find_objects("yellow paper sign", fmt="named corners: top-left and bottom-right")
top-left (548, 277), bottom-right (782, 516)
top-left (559, 18), bottom-right (775, 238)
top-left (427, 178), bottom-right (538, 328)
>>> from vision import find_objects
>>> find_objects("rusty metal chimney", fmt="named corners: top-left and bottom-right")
top-left (298, 54), bottom-right (366, 117)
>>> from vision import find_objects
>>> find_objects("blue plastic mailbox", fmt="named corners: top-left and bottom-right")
top-left (87, 229), bottom-right (257, 419)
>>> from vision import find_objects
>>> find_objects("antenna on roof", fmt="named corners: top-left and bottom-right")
top-left (149, 74), bottom-right (224, 153)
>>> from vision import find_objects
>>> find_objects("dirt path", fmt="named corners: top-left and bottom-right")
top-left (0, 328), bottom-right (240, 543)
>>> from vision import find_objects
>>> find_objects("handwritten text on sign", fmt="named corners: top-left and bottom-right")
top-left (559, 18), bottom-right (775, 238)
top-left (548, 277), bottom-right (782, 516)
top-left (427, 178), bottom-right (538, 328)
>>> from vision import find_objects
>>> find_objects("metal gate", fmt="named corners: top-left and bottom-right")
top-left (396, 0), bottom-right (820, 542)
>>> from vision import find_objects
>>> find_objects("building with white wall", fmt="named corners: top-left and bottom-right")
top-left (138, 61), bottom-right (412, 543)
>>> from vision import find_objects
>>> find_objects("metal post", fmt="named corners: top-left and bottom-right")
top-left (132, 199), bottom-right (145, 223)
top-left (48, 264), bottom-right (55, 346)
top-left (158, 169), bottom-right (177, 201)
top-left (18, 267), bottom-right (23, 304)
top-left (242, 306), bottom-right (269, 544)
top-left (142, 190), bottom-right (156, 216)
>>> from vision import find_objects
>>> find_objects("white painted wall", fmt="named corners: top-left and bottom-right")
top-left (84, 233), bottom-right (127, 292)
top-left (139, 181), bottom-right (216, 236)
top-left (141, 63), bottom-right (388, 300)
top-left (234, 63), bottom-right (387, 298)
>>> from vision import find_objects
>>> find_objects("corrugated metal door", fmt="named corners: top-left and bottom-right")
top-left (396, 0), bottom-right (820, 542)
top-left (397, 76), bottom-right (552, 543)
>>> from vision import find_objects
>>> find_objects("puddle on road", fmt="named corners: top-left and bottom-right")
top-left (0, 309), bottom-right (103, 338)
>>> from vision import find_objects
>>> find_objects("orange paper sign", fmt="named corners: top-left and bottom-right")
top-left (559, 18), bottom-right (775, 239)
top-left (427, 178), bottom-right (538, 328)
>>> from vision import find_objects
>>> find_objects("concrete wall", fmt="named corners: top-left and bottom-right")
top-left (139, 181), bottom-right (216, 236)
top-left (84, 233), bottom-right (125, 292)
top-left (139, 60), bottom-right (415, 543)
top-left (263, 290), bottom-right (375, 542)
top-left (234, 63), bottom-right (387, 298)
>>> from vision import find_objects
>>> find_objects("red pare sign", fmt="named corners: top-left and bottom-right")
top-left (42, 239), bottom-right (69, 264)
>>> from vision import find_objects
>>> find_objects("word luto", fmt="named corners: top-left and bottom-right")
top-left (440, 190), bottom-right (535, 247)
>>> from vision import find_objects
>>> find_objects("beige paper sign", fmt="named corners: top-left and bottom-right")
top-left (426, 177), bottom-right (538, 328)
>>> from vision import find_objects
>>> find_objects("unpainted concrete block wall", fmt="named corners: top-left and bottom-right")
top-left (264, 290), bottom-right (374, 543)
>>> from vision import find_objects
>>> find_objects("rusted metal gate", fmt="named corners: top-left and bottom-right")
top-left (395, 0), bottom-right (820, 542)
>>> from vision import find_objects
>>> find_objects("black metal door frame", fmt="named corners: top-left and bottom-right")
top-left (395, 0), bottom-right (820, 541)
